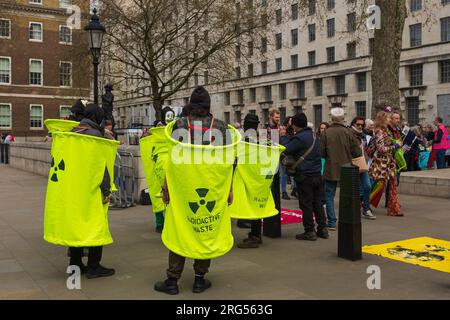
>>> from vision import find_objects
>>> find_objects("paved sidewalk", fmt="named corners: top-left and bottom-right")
top-left (0, 165), bottom-right (449, 300)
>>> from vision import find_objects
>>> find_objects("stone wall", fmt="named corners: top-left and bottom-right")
top-left (9, 142), bottom-right (52, 177)
top-left (399, 169), bottom-right (450, 199)
top-left (9, 142), bottom-right (147, 203)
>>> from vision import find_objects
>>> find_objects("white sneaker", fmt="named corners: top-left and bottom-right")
top-left (362, 209), bottom-right (376, 220)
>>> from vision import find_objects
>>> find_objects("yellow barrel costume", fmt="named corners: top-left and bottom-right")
top-left (140, 127), bottom-right (169, 214)
top-left (229, 141), bottom-right (285, 219)
top-left (161, 121), bottom-right (241, 259)
top-left (43, 131), bottom-right (119, 247)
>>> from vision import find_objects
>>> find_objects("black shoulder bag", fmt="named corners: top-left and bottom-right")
top-left (281, 134), bottom-right (317, 176)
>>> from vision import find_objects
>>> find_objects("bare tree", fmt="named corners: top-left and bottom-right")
top-left (100, 0), bottom-right (284, 121)
top-left (297, 0), bottom-right (438, 117)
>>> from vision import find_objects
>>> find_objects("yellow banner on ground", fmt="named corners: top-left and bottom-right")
top-left (140, 127), bottom-right (168, 214)
top-left (44, 119), bottom-right (80, 133)
top-left (229, 141), bottom-right (285, 219)
top-left (43, 132), bottom-right (119, 247)
top-left (363, 237), bottom-right (450, 274)
top-left (161, 121), bottom-right (241, 260)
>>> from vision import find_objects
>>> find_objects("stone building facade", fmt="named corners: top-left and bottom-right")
top-left (163, 0), bottom-right (450, 128)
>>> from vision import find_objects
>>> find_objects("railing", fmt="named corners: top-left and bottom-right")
top-left (110, 151), bottom-right (136, 209)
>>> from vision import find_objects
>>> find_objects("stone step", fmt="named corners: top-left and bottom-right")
top-left (399, 169), bottom-right (450, 199)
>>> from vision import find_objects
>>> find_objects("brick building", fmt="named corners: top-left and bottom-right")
top-left (0, 0), bottom-right (91, 140)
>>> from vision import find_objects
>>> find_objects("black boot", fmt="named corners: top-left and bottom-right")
top-left (316, 228), bottom-right (329, 239)
top-left (86, 265), bottom-right (115, 279)
top-left (192, 275), bottom-right (212, 293)
top-left (295, 231), bottom-right (318, 241)
top-left (154, 278), bottom-right (179, 295)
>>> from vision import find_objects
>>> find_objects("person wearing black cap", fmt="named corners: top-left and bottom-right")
top-left (69, 104), bottom-right (116, 278)
top-left (237, 113), bottom-right (267, 248)
top-left (171, 86), bottom-right (229, 144)
top-left (154, 86), bottom-right (232, 295)
top-left (68, 99), bottom-right (88, 122)
top-left (236, 113), bottom-right (259, 230)
top-left (150, 106), bottom-right (177, 233)
top-left (280, 113), bottom-right (329, 241)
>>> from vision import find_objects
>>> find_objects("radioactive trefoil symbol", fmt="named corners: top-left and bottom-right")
top-left (50, 157), bottom-right (65, 182)
top-left (189, 188), bottom-right (216, 214)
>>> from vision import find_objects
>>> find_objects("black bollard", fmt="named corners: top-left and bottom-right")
top-left (263, 172), bottom-right (281, 238)
top-left (337, 163), bottom-right (362, 261)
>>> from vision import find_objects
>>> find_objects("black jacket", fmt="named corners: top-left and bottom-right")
top-left (281, 128), bottom-right (322, 175)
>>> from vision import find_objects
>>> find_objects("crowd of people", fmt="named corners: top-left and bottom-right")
top-left (256, 106), bottom-right (449, 231)
top-left (38, 86), bottom-right (449, 295)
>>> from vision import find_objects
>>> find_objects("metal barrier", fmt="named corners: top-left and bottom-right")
top-left (110, 151), bottom-right (136, 209)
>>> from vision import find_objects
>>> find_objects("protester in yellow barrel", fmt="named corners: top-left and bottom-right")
top-left (43, 104), bottom-right (119, 279)
top-left (140, 106), bottom-right (175, 233)
top-left (154, 86), bottom-right (238, 295)
top-left (233, 114), bottom-right (285, 248)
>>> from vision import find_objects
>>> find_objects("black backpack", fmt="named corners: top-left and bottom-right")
top-left (140, 189), bottom-right (151, 205)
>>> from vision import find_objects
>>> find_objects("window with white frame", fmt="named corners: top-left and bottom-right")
top-left (0, 104), bottom-right (11, 129)
top-left (0, 19), bottom-right (11, 38)
top-left (0, 57), bottom-right (11, 84)
top-left (59, 26), bottom-right (72, 44)
top-left (60, 106), bottom-right (71, 119)
top-left (59, 62), bottom-right (72, 87)
top-left (30, 105), bottom-right (43, 129)
top-left (29, 59), bottom-right (43, 85)
top-left (29, 22), bottom-right (43, 41)
top-left (29, 0), bottom-right (42, 4)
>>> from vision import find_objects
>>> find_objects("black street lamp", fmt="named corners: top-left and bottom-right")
top-left (84, 8), bottom-right (106, 106)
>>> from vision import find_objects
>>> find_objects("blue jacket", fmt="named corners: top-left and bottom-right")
top-left (281, 128), bottom-right (322, 175)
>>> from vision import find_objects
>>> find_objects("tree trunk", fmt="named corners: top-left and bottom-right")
top-left (371, 0), bottom-right (407, 117)
top-left (153, 98), bottom-right (163, 123)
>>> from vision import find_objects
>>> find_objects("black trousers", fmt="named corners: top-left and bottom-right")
top-left (249, 219), bottom-right (262, 238)
top-left (69, 246), bottom-right (102, 268)
top-left (166, 250), bottom-right (211, 280)
top-left (295, 174), bottom-right (327, 233)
